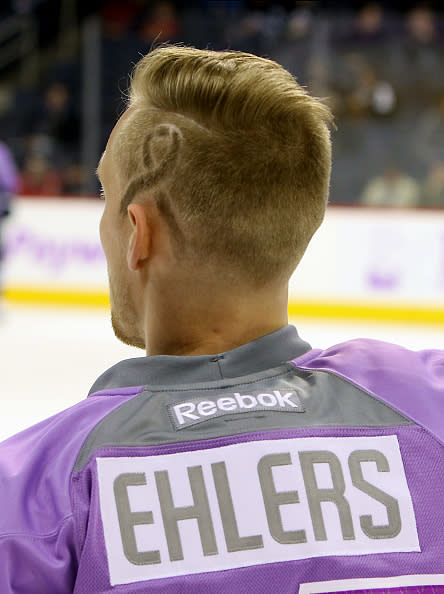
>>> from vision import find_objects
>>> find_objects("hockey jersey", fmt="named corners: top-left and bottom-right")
top-left (0, 325), bottom-right (443, 592)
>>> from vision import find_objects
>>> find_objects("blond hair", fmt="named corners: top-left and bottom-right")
top-left (114, 45), bottom-right (333, 285)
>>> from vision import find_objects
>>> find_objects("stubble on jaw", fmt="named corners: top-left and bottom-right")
top-left (108, 277), bottom-right (146, 350)
top-left (111, 310), bottom-right (146, 350)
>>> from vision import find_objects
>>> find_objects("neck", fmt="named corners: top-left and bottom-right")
top-left (143, 283), bottom-right (289, 356)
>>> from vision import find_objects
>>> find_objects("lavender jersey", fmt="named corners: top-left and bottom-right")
top-left (0, 141), bottom-right (18, 199)
top-left (0, 326), bottom-right (443, 593)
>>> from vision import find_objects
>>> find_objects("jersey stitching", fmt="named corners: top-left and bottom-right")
top-left (87, 425), bottom-right (414, 458)
top-left (140, 365), bottom-right (295, 395)
top-left (0, 514), bottom-right (73, 541)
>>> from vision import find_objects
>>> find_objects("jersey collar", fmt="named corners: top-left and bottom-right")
top-left (88, 325), bottom-right (312, 396)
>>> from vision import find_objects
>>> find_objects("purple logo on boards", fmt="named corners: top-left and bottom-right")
top-left (365, 226), bottom-right (403, 292)
top-left (367, 271), bottom-right (400, 291)
top-left (4, 226), bottom-right (105, 273)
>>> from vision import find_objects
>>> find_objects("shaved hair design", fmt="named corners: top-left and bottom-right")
top-left (112, 45), bottom-right (333, 285)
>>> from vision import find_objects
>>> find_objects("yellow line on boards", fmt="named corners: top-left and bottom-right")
top-left (2, 287), bottom-right (110, 308)
top-left (3, 287), bottom-right (444, 324)
top-left (287, 301), bottom-right (444, 325)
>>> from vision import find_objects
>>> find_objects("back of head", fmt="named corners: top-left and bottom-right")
top-left (114, 45), bottom-right (333, 286)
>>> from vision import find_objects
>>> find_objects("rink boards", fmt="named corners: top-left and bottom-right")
top-left (2, 198), bottom-right (444, 324)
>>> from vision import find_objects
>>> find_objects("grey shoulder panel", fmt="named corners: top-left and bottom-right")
top-left (74, 364), bottom-right (412, 472)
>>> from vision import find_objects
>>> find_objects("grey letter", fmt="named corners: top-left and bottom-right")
top-left (258, 453), bottom-right (307, 544)
top-left (348, 449), bottom-right (401, 539)
top-left (212, 461), bottom-right (263, 552)
top-left (155, 466), bottom-right (218, 561)
top-left (113, 473), bottom-right (160, 565)
top-left (300, 451), bottom-right (355, 541)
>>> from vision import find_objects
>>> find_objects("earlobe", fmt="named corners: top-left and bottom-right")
top-left (126, 203), bottom-right (150, 271)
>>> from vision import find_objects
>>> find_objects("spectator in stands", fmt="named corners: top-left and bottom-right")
top-left (421, 161), bottom-right (444, 208)
top-left (19, 154), bottom-right (63, 197)
top-left (62, 163), bottom-right (86, 196)
top-left (405, 5), bottom-right (440, 46)
top-left (138, 1), bottom-right (181, 45)
top-left (400, 5), bottom-right (443, 109)
top-left (0, 87), bottom-right (17, 144)
top-left (415, 94), bottom-right (444, 171)
top-left (269, 5), bottom-right (312, 82)
top-left (35, 82), bottom-right (80, 167)
top-left (360, 166), bottom-right (420, 208)
top-left (345, 3), bottom-right (388, 46)
top-left (331, 3), bottom-right (395, 68)
top-left (101, 0), bottom-right (140, 39)
top-left (344, 60), bottom-right (397, 119)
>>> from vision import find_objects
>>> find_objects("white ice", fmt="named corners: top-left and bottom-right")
top-left (0, 303), bottom-right (442, 442)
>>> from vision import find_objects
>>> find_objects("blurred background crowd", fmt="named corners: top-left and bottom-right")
top-left (0, 0), bottom-right (443, 207)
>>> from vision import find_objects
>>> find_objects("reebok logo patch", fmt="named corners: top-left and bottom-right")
top-left (168, 389), bottom-right (305, 430)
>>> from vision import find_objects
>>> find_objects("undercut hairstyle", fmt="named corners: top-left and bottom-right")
top-left (113, 45), bottom-right (333, 286)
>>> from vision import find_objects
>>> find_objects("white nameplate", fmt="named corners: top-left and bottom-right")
top-left (97, 435), bottom-right (419, 586)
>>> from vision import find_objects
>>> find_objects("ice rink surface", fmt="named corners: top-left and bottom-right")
top-left (0, 302), bottom-right (442, 442)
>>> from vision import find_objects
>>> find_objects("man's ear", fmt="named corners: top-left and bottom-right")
top-left (127, 203), bottom-right (150, 271)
